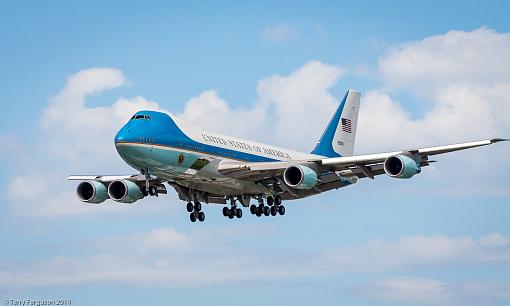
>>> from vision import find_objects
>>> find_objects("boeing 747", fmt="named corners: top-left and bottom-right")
top-left (69, 90), bottom-right (507, 222)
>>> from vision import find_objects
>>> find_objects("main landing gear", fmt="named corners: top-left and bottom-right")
top-left (223, 196), bottom-right (242, 220)
top-left (250, 195), bottom-right (285, 217)
top-left (187, 200), bottom-right (205, 223)
top-left (185, 193), bottom-right (285, 223)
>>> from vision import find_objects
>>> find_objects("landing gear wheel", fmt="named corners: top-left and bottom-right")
top-left (223, 207), bottom-right (229, 217)
top-left (256, 208), bottom-right (262, 217)
top-left (270, 206), bottom-right (277, 216)
top-left (258, 204), bottom-right (264, 212)
top-left (267, 196), bottom-right (274, 206)
top-left (186, 202), bottom-right (194, 212)
top-left (275, 195), bottom-right (282, 205)
top-left (230, 207), bottom-right (237, 216)
top-left (228, 212), bottom-right (234, 219)
top-left (198, 211), bottom-right (205, 222)
top-left (149, 186), bottom-right (158, 196)
top-left (250, 205), bottom-right (257, 214)
top-left (194, 201), bottom-right (202, 212)
top-left (263, 206), bottom-right (270, 216)
top-left (236, 208), bottom-right (242, 218)
top-left (278, 205), bottom-right (285, 215)
top-left (190, 213), bottom-right (197, 222)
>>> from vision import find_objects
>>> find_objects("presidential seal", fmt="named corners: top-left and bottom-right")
top-left (178, 154), bottom-right (185, 165)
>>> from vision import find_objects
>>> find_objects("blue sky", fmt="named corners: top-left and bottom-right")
top-left (1, 1), bottom-right (510, 306)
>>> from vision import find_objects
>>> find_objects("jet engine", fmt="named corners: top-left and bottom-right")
top-left (384, 155), bottom-right (421, 179)
top-left (283, 165), bottom-right (319, 189)
top-left (108, 179), bottom-right (144, 203)
top-left (76, 180), bottom-right (109, 204)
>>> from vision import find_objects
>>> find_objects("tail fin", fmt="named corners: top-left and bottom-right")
top-left (311, 90), bottom-right (361, 157)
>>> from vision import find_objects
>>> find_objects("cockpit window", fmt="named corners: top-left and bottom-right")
top-left (130, 114), bottom-right (152, 120)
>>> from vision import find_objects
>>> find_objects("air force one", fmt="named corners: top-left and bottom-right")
top-left (68, 90), bottom-right (506, 222)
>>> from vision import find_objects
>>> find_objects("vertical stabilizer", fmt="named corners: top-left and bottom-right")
top-left (311, 90), bottom-right (361, 157)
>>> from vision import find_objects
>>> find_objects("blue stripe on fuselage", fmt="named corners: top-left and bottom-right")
top-left (114, 111), bottom-right (279, 163)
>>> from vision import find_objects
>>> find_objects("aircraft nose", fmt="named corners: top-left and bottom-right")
top-left (114, 125), bottom-right (131, 143)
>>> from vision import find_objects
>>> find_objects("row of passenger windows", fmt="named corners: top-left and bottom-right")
top-left (176, 142), bottom-right (204, 151)
top-left (138, 137), bottom-right (156, 143)
top-left (131, 114), bottom-right (152, 120)
top-left (176, 142), bottom-right (264, 161)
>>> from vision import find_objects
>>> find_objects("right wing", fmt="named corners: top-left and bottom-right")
top-left (217, 138), bottom-right (507, 181)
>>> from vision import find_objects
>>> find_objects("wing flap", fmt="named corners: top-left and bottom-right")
top-left (217, 160), bottom-right (294, 179)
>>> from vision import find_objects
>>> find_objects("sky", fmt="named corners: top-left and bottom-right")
top-left (1, 1), bottom-right (510, 305)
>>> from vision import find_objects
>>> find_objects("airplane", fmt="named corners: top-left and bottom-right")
top-left (68, 90), bottom-right (507, 223)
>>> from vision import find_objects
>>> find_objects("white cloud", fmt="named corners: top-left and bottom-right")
top-left (359, 277), bottom-right (510, 306)
top-left (6, 173), bottom-right (152, 217)
top-left (380, 28), bottom-right (510, 94)
top-left (41, 68), bottom-right (164, 169)
top-left (179, 90), bottom-right (269, 141)
top-left (359, 28), bottom-right (510, 151)
top-left (179, 60), bottom-right (346, 150)
top-left (261, 22), bottom-right (298, 43)
top-left (318, 233), bottom-right (510, 271)
top-left (5, 68), bottom-right (170, 217)
top-left (1, 232), bottom-right (509, 288)
top-left (355, 28), bottom-right (510, 196)
top-left (363, 277), bottom-right (449, 305)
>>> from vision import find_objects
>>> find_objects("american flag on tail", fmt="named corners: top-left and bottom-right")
top-left (341, 118), bottom-right (352, 133)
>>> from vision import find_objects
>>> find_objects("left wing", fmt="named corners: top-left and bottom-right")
top-left (67, 174), bottom-right (167, 204)
top-left (68, 174), bottom-right (147, 182)
top-left (217, 138), bottom-right (507, 181)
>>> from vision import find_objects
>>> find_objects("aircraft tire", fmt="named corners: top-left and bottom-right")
top-left (236, 208), bottom-right (242, 218)
top-left (198, 212), bottom-right (205, 222)
top-left (149, 186), bottom-right (157, 196)
top-left (263, 206), bottom-right (270, 216)
top-left (194, 201), bottom-right (202, 212)
top-left (250, 205), bottom-right (257, 214)
top-left (275, 195), bottom-right (282, 205)
top-left (190, 213), bottom-right (197, 222)
top-left (278, 205), bottom-right (285, 215)
top-left (228, 212), bottom-right (234, 219)
top-left (270, 206), bottom-right (277, 216)
top-left (223, 207), bottom-right (229, 216)
top-left (186, 202), bottom-right (194, 212)
top-left (267, 196), bottom-right (274, 206)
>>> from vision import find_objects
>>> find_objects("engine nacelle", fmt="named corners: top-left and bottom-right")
top-left (283, 165), bottom-right (318, 189)
top-left (384, 155), bottom-right (421, 179)
top-left (108, 179), bottom-right (144, 203)
top-left (76, 180), bottom-right (109, 204)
